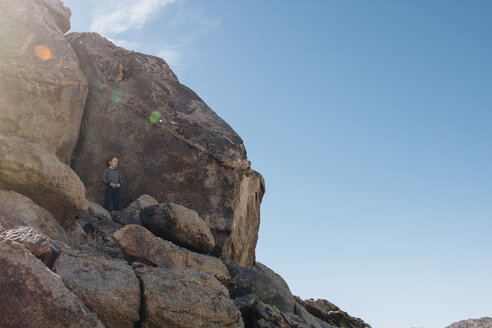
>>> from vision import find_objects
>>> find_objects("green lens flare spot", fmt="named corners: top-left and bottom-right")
top-left (149, 111), bottom-right (161, 124)
top-left (111, 88), bottom-right (124, 104)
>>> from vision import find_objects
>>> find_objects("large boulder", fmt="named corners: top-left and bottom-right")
top-left (113, 224), bottom-right (229, 282)
top-left (140, 203), bottom-right (215, 253)
top-left (67, 32), bottom-right (264, 266)
top-left (53, 249), bottom-right (141, 328)
top-left (0, 0), bottom-right (88, 164)
top-left (300, 298), bottom-right (371, 328)
top-left (0, 189), bottom-right (73, 244)
top-left (226, 263), bottom-right (296, 314)
top-left (0, 240), bottom-right (104, 328)
top-left (0, 136), bottom-right (88, 226)
top-left (136, 266), bottom-right (243, 328)
top-left (114, 194), bottom-right (158, 226)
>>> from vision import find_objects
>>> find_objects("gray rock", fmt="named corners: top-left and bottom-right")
top-left (253, 261), bottom-right (291, 293)
top-left (136, 266), bottom-right (243, 328)
top-left (68, 32), bottom-right (264, 266)
top-left (88, 201), bottom-right (112, 220)
top-left (226, 263), bottom-right (296, 314)
top-left (113, 224), bottom-right (229, 283)
top-left (140, 203), bottom-right (215, 253)
top-left (0, 226), bottom-right (51, 259)
top-left (0, 240), bottom-right (104, 328)
top-left (113, 194), bottom-right (158, 226)
top-left (53, 249), bottom-right (140, 328)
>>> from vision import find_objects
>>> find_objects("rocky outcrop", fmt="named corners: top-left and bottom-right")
top-left (446, 318), bottom-right (492, 328)
top-left (113, 224), bottom-right (229, 282)
top-left (140, 203), bottom-right (215, 253)
top-left (298, 298), bottom-right (371, 328)
top-left (114, 194), bottom-right (158, 226)
top-left (67, 32), bottom-right (264, 266)
top-left (0, 189), bottom-right (74, 244)
top-left (136, 266), bottom-right (243, 328)
top-left (0, 0), bottom-right (87, 164)
top-left (226, 263), bottom-right (296, 314)
top-left (0, 136), bottom-right (88, 227)
top-left (53, 249), bottom-right (141, 328)
top-left (0, 240), bottom-right (104, 328)
top-left (0, 226), bottom-right (52, 259)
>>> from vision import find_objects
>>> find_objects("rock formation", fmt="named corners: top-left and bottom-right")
top-left (446, 318), bottom-right (492, 328)
top-left (0, 0), bottom-right (87, 164)
top-left (67, 32), bottom-right (264, 266)
top-left (0, 1), bottom-right (371, 327)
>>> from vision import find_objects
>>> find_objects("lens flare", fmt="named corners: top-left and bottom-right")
top-left (149, 111), bottom-right (161, 124)
top-left (34, 45), bottom-right (52, 60)
top-left (111, 88), bottom-right (124, 104)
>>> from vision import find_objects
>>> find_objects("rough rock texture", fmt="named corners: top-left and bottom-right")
top-left (226, 263), bottom-right (296, 314)
top-left (234, 294), bottom-right (335, 328)
top-left (253, 261), bottom-right (291, 293)
top-left (140, 203), bottom-right (215, 253)
top-left (0, 211), bottom-right (29, 231)
top-left (53, 249), bottom-right (140, 328)
top-left (0, 226), bottom-right (51, 258)
top-left (67, 32), bottom-right (264, 266)
top-left (0, 240), bottom-right (104, 328)
top-left (446, 318), bottom-right (492, 328)
top-left (0, 136), bottom-right (88, 226)
top-left (114, 194), bottom-right (158, 226)
top-left (136, 266), bottom-right (243, 328)
top-left (0, 190), bottom-right (73, 244)
top-left (300, 299), bottom-right (371, 328)
top-left (0, 0), bottom-right (88, 164)
top-left (88, 200), bottom-right (112, 220)
top-left (113, 224), bottom-right (229, 282)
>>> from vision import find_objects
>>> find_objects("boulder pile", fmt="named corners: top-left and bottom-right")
top-left (0, 1), bottom-right (371, 327)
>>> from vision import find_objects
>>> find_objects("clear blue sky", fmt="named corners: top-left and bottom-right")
top-left (63, 1), bottom-right (492, 327)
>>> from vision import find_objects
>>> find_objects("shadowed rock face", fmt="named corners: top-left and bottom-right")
top-left (68, 32), bottom-right (264, 266)
top-left (0, 0), bottom-right (88, 164)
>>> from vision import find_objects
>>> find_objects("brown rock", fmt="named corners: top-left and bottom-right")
top-left (113, 224), bottom-right (229, 282)
top-left (302, 299), bottom-right (371, 328)
top-left (0, 189), bottom-right (73, 244)
top-left (136, 266), bottom-right (243, 328)
top-left (0, 0), bottom-right (88, 164)
top-left (140, 203), bottom-right (215, 253)
top-left (0, 136), bottom-right (88, 226)
top-left (446, 317), bottom-right (492, 328)
top-left (0, 240), bottom-right (104, 328)
top-left (67, 32), bottom-right (264, 266)
top-left (0, 226), bottom-right (51, 258)
top-left (53, 249), bottom-right (140, 328)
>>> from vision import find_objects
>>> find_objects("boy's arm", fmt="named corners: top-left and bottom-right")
top-left (118, 172), bottom-right (123, 185)
top-left (102, 169), bottom-right (109, 185)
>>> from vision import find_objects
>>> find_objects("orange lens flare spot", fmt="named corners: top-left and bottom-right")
top-left (35, 45), bottom-right (52, 60)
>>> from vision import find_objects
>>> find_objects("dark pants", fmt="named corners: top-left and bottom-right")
top-left (103, 185), bottom-right (120, 211)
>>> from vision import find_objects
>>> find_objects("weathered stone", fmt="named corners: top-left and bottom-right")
top-left (0, 190), bottom-right (73, 244)
top-left (226, 263), bottom-right (296, 314)
top-left (88, 200), bottom-right (112, 221)
top-left (113, 194), bottom-right (158, 226)
top-left (0, 0), bottom-right (88, 164)
top-left (68, 32), bottom-right (264, 266)
top-left (77, 211), bottom-right (122, 237)
top-left (253, 261), bottom-right (291, 293)
top-left (302, 299), bottom-right (371, 328)
top-left (0, 240), bottom-right (104, 328)
top-left (140, 203), bottom-right (215, 253)
top-left (0, 226), bottom-right (51, 258)
top-left (66, 220), bottom-right (89, 244)
top-left (136, 266), bottom-right (243, 328)
top-left (113, 224), bottom-right (229, 282)
top-left (0, 211), bottom-right (28, 231)
top-left (0, 137), bottom-right (88, 226)
top-left (53, 249), bottom-right (140, 328)
top-left (446, 317), bottom-right (492, 328)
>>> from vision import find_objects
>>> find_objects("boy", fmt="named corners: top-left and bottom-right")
top-left (102, 156), bottom-right (123, 212)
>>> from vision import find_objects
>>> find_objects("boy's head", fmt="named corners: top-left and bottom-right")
top-left (107, 156), bottom-right (119, 169)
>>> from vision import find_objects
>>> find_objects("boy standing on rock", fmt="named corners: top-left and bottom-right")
top-left (102, 156), bottom-right (123, 213)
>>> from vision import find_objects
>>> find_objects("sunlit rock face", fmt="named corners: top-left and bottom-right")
top-left (0, 0), bottom-right (88, 164)
top-left (68, 33), bottom-right (264, 266)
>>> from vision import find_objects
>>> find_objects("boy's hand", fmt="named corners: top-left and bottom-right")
top-left (116, 183), bottom-right (120, 188)
top-left (110, 183), bottom-right (116, 188)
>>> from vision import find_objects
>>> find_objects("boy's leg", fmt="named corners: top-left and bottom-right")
top-left (103, 185), bottom-right (112, 210)
top-left (113, 188), bottom-right (121, 211)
